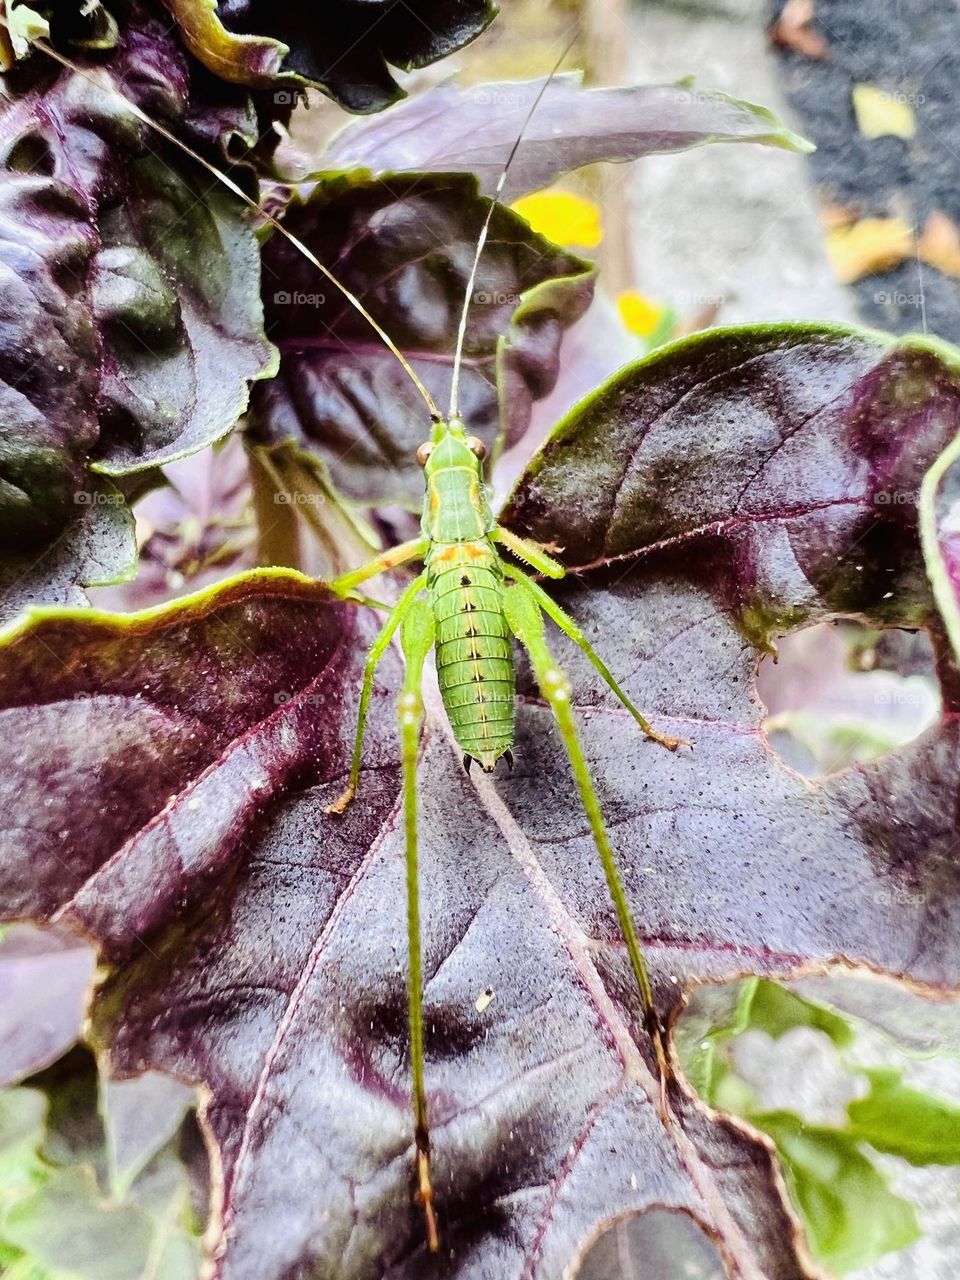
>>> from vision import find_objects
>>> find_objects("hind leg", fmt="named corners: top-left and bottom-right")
top-left (396, 598), bottom-right (439, 1249)
top-left (502, 583), bottom-right (671, 1110)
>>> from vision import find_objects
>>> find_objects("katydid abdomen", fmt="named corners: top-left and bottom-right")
top-left (427, 539), bottom-right (515, 772)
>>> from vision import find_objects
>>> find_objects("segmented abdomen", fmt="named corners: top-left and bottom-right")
top-left (428, 541), bottom-right (514, 768)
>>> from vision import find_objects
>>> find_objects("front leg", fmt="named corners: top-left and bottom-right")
top-left (329, 537), bottom-right (428, 596)
top-left (492, 527), bottom-right (565, 578)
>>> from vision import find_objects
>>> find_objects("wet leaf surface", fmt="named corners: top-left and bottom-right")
top-left (0, 478), bottom-right (136, 623)
top-left (2, 324), bottom-right (960, 1276)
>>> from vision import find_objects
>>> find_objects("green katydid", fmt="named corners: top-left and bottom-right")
top-left (12, 29), bottom-right (692, 1253)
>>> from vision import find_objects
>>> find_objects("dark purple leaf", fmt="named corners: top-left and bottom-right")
top-left (250, 173), bottom-right (594, 510)
top-left (0, 476), bottom-right (136, 622)
top-left (324, 74), bottom-right (814, 200)
top-left (3, 324), bottom-right (960, 1276)
top-left (502, 324), bottom-right (957, 629)
top-left (90, 435), bottom-right (257, 612)
top-left (0, 3), bottom-right (275, 613)
top-left (163, 0), bottom-right (497, 113)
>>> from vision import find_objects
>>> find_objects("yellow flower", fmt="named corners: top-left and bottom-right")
top-left (511, 191), bottom-right (603, 249)
top-left (617, 290), bottom-right (669, 339)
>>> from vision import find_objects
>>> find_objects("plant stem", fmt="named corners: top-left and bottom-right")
top-left (248, 443), bottom-right (302, 570)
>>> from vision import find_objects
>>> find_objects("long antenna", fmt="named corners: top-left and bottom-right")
top-left (448, 39), bottom-right (575, 420)
top-left (0, 24), bottom-right (443, 421)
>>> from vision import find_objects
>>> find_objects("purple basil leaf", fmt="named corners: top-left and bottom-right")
top-left (324, 74), bottom-right (814, 200)
top-left (3, 323), bottom-right (960, 1274)
top-left (250, 173), bottom-right (594, 510)
top-left (162, 0), bottom-right (497, 113)
top-left (91, 435), bottom-right (257, 612)
top-left (0, 924), bottom-right (96, 1084)
top-left (0, 474), bottom-right (136, 622)
top-left (502, 324), bottom-right (958, 622)
top-left (0, 2), bottom-right (275, 613)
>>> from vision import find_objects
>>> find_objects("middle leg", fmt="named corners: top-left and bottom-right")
top-left (509, 569), bottom-right (689, 752)
top-left (326, 573), bottom-right (427, 815)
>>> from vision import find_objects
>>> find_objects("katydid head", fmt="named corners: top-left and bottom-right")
top-left (418, 418), bottom-right (495, 541)
top-left (416, 419), bottom-right (486, 477)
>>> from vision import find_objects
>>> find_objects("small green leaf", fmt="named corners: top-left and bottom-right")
top-left (677, 979), bottom-right (855, 1110)
top-left (755, 1110), bottom-right (921, 1274)
top-left (4, 1166), bottom-right (155, 1280)
top-left (847, 1067), bottom-right (960, 1164)
top-left (0, 1088), bottom-right (46, 1160)
top-left (0, 1254), bottom-right (54, 1280)
top-left (745, 979), bottom-right (855, 1048)
top-left (675, 979), bottom-right (758, 1105)
top-left (0, 1069), bottom-right (201, 1280)
top-left (0, 1088), bottom-right (48, 1217)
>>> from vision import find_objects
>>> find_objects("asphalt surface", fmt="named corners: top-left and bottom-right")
top-left (772, 0), bottom-right (960, 343)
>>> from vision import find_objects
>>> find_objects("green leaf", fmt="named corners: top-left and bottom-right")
top-left (0, 1255), bottom-right (54, 1280)
top-left (745, 979), bottom-right (855, 1048)
top-left (754, 1110), bottom-right (921, 1274)
top-left (847, 1066), bottom-right (960, 1164)
top-left (674, 979), bottom-right (758, 1105)
top-left (0, 1088), bottom-right (47, 1222)
top-left (100, 1073), bottom-right (195, 1197)
top-left (677, 979), bottom-right (855, 1113)
top-left (1, 1058), bottom-right (201, 1280)
top-left (4, 1166), bottom-right (155, 1280)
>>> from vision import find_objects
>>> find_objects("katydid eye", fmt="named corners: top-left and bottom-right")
top-left (416, 442), bottom-right (434, 467)
top-left (467, 436), bottom-right (486, 460)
